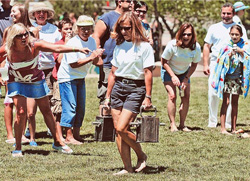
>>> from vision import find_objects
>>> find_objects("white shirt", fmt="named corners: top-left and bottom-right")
top-left (204, 21), bottom-right (248, 62)
top-left (37, 23), bottom-right (62, 70)
top-left (161, 39), bottom-right (201, 75)
top-left (233, 15), bottom-right (242, 25)
top-left (111, 41), bottom-right (154, 80)
top-left (57, 36), bottom-right (96, 83)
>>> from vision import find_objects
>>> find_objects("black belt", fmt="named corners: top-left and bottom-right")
top-left (116, 77), bottom-right (144, 85)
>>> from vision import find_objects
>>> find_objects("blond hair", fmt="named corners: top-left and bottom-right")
top-left (5, 23), bottom-right (31, 59)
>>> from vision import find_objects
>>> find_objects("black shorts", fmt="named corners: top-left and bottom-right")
top-left (111, 77), bottom-right (145, 114)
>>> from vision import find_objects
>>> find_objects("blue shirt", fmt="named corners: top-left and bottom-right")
top-left (99, 11), bottom-right (120, 68)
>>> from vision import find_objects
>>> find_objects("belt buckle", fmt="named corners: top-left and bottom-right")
top-left (122, 79), bottom-right (129, 84)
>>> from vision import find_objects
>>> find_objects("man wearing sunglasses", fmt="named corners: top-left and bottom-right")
top-left (203, 2), bottom-right (248, 129)
top-left (93, 0), bottom-right (133, 115)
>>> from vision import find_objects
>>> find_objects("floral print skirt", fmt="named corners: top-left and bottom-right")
top-left (224, 78), bottom-right (242, 95)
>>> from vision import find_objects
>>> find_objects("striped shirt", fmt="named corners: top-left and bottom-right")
top-left (0, 6), bottom-right (12, 45)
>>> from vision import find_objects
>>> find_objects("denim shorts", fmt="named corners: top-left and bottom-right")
top-left (111, 77), bottom-right (146, 114)
top-left (59, 79), bottom-right (86, 128)
top-left (7, 79), bottom-right (50, 99)
top-left (161, 67), bottom-right (190, 83)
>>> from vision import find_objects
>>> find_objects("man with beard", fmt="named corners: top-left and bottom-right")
top-left (92, 0), bottom-right (133, 115)
top-left (203, 2), bottom-right (248, 128)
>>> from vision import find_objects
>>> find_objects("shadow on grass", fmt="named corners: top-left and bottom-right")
top-left (35, 131), bottom-right (53, 139)
top-left (108, 166), bottom-right (167, 174)
top-left (188, 126), bottom-right (204, 131)
top-left (23, 149), bottom-right (50, 156)
top-left (142, 166), bottom-right (168, 174)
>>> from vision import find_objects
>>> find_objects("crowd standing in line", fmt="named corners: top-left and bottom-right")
top-left (161, 23), bottom-right (201, 132)
top-left (0, 0), bottom-right (250, 174)
top-left (0, 22), bottom-right (92, 157)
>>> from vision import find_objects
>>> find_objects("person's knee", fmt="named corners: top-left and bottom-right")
top-left (116, 124), bottom-right (127, 135)
top-left (16, 106), bottom-right (26, 117)
top-left (27, 112), bottom-right (36, 120)
top-left (168, 93), bottom-right (177, 102)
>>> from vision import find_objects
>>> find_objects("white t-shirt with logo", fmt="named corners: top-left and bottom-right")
top-left (57, 35), bottom-right (96, 83)
top-left (161, 39), bottom-right (201, 75)
top-left (111, 41), bottom-right (155, 80)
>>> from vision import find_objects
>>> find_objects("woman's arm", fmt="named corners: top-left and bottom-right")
top-left (34, 40), bottom-right (92, 54)
top-left (104, 66), bottom-right (117, 107)
top-left (161, 57), bottom-right (180, 86)
top-left (69, 48), bottom-right (104, 68)
top-left (142, 66), bottom-right (153, 109)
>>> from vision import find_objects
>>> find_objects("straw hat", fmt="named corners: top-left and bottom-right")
top-left (76, 15), bottom-right (94, 26)
top-left (29, 2), bottom-right (55, 20)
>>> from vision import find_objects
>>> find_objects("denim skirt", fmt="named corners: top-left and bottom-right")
top-left (7, 79), bottom-right (50, 99)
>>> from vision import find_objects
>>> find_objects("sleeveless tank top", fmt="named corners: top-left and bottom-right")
top-left (8, 55), bottom-right (44, 83)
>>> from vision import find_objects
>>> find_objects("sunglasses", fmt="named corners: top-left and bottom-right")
top-left (15, 31), bottom-right (29, 39)
top-left (36, 10), bottom-right (48, 15)
top-left (79, 27), bottom-right (93, 32)
top-left (120, 26), bottom-right (132, 31)
top-left (183, 33), bottom-right (192, 37)
top-left (136, 10), bottom-right (147, 14)
top-left (121, 0), bottom-right (132, 3)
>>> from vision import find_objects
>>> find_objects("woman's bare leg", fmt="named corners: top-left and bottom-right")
top-left (35, 96), bottom-right (64, 146)
top-left (12, 96), bottom-right (27, 151)
top-left (4, 103), bottom-right (14, 140)
top-left (27, 98), bottom-right (37, 142)
top-left (164, 82), bottom-right (178, 132)
top-left (179, 84), bottom-right (190, 129)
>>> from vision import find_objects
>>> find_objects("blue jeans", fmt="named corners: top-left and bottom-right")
top-left (59, 79), bottom-right (86, 128)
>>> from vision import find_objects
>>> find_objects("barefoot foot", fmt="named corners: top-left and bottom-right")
top-left (113, 169), bottom-right (131, 176)
top-left (65, 138), bottom-right (83, 145)
top-left (170, 125), bottom-right (178, 132)
top-left (135, 153), bottom-right (147, 172)
top-left (221, 130), bottom-right (232, 135)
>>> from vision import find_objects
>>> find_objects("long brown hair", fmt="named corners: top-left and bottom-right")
top-left (12, 3), bottom-right (33, 28)
top-left (175, 23), bottom-right (197, 50)
top-left (111, 11), bottom-right (148, 45)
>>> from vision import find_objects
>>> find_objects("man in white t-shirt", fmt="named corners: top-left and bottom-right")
top-left (203, 3), bottom-right (248, 128)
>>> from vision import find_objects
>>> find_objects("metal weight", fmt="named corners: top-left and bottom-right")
top-left (93, 106), bottom-right (115, 142)
top-left (130, 106), bottom-right (165, 143)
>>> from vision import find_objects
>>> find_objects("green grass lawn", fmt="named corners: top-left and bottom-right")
top-left (1, 77), bottom-right (250, 180)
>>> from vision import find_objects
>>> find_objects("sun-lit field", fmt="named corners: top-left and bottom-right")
top-left (0, 77), bottom-right (250, 180)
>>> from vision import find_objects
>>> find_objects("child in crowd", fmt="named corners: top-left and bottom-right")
top-left (52, 18), bottom-right (73, 142)
top-left (212, 25), bottom-right (250, 135)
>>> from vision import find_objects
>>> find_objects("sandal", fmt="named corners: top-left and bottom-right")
top-left (52, 144), bottom-right (73, 154)
top-left (5, 138), bottom-right (15, 144)
top-left (12, 150), bottom-right (23, 157)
